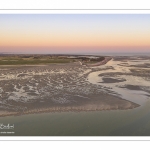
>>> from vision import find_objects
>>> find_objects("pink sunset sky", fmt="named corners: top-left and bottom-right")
top-left (0, 14), bottom-right (150, 54)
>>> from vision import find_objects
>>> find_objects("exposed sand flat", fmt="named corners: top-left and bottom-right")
top-left (0, 95), bottom-right (139, 117)
top-left (1, 56), bottom-right (149, 117)
top-left (0, 111), bottom-right (18, 117)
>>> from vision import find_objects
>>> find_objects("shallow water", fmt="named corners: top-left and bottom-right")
top-left (87, 58), bottom-right (150, 105)
top-left (0, 101), bottom-right (150, 136)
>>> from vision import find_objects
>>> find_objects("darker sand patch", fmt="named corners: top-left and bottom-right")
top-left (120, 85), bottom-right (142, 90)
top-left (100, 77), bottom-right (126, 83)
top-left (17, 74), bottom-right (29, 77)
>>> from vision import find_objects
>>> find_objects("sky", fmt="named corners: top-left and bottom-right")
top-left (0, 14), bottom-right (150, 54)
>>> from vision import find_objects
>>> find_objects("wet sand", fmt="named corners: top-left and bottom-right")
top-left (0, 93), bottom-right (139, 117)
top-left (0, 58), bottom-right (141, 117)
top-left (87, 56), bottom-right (150, 105)
top-left (100, 77), bottom-right (126, 83)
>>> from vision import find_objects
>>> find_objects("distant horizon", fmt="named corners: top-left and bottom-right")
top-left (1, 51), bottom-right (150, 56)
top-left (0, 14), bottom-right (150, 54)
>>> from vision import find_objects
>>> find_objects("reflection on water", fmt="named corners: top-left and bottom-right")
top-left (87, 58), bottom-right (150, 105)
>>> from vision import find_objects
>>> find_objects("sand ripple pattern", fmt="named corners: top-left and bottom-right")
top-left (0, 59), bottom-right (142, 115)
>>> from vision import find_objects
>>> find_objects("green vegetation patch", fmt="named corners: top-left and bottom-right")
top-left (0, 58), bottom-right (72, 65)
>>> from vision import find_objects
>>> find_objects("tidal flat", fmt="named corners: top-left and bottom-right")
top-left (0, 55), bottom-right (145, 117)
top-left (0, 55), bottom-right (150, 135)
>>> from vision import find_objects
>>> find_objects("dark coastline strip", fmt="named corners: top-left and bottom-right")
top-left (85, 57), bottom-right (112, 67)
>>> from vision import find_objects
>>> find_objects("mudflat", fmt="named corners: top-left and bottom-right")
top-left (0, 55), bottom-right (143, 117)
